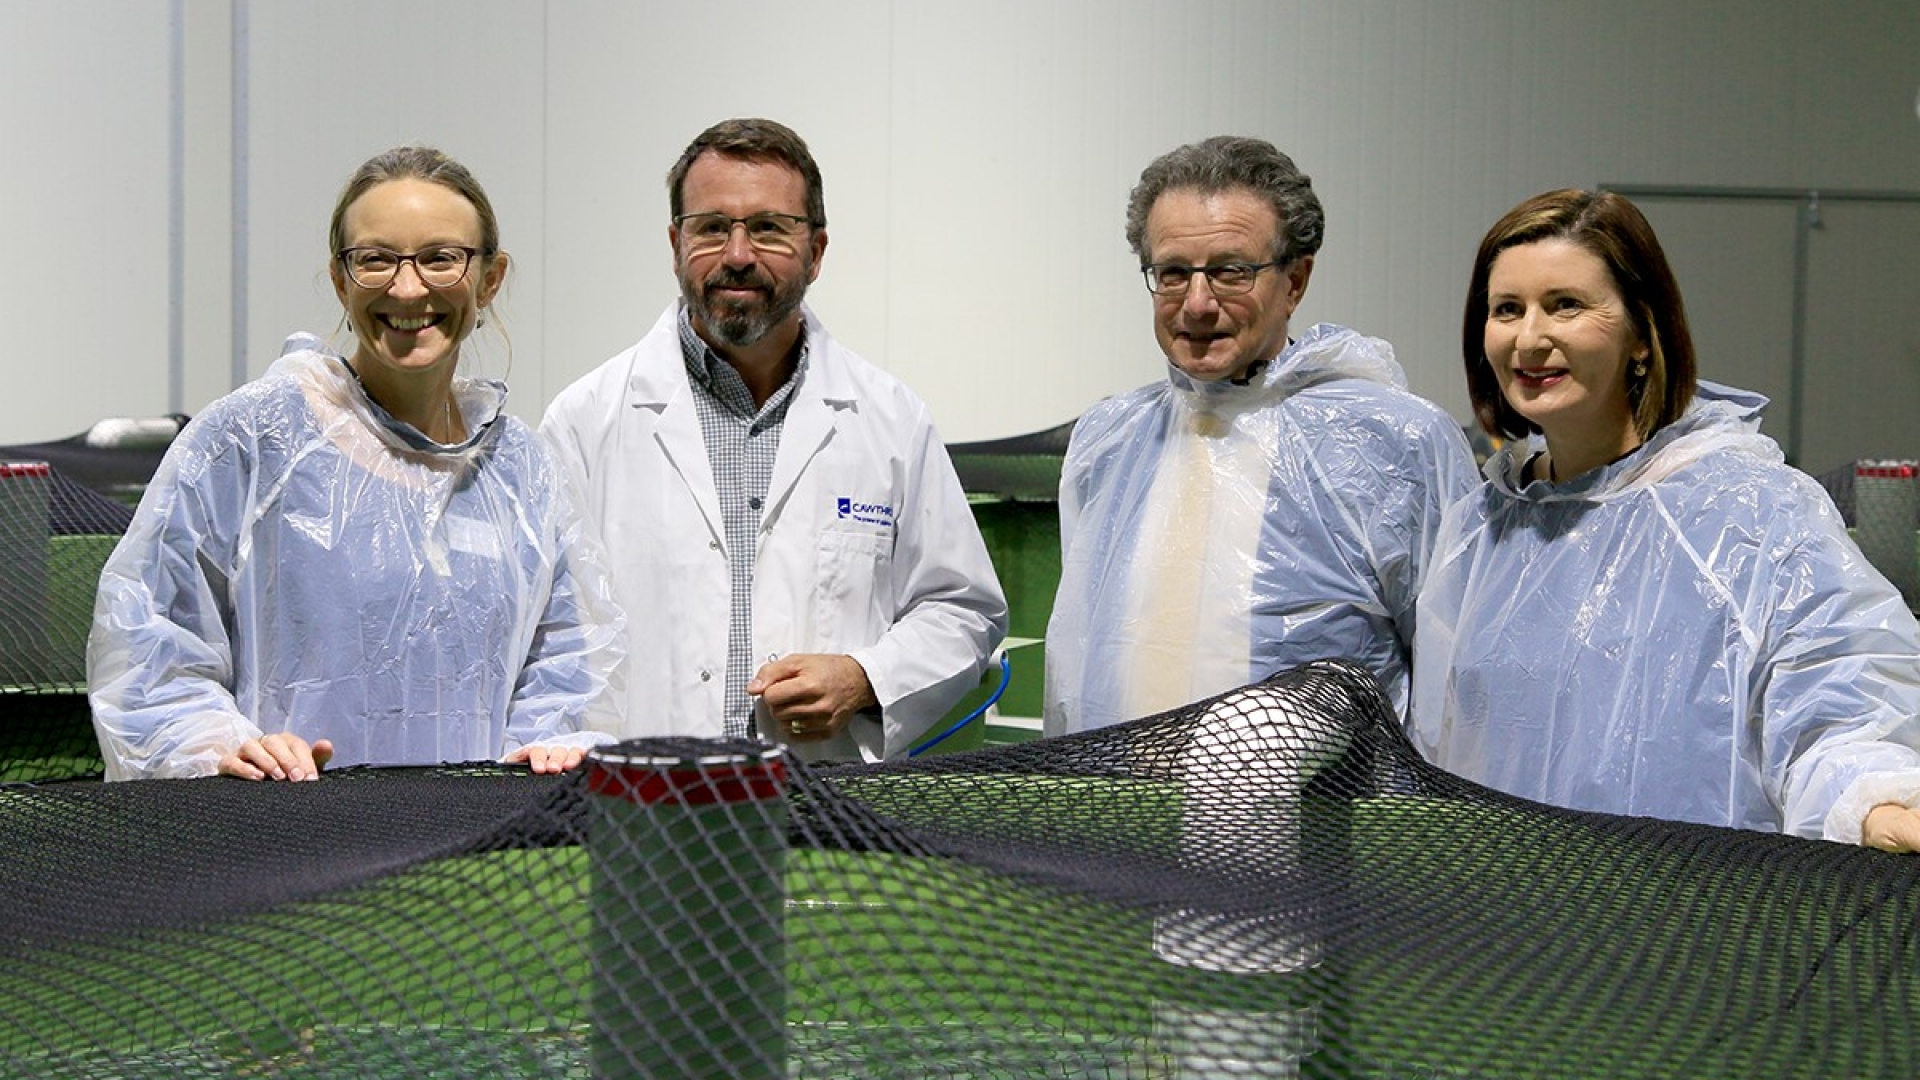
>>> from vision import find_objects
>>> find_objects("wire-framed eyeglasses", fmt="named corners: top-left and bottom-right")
top-left (674, 212), bottom-right (815, 255)
top-left (1141, 261), bottom-right (1284, 298)
top-left (337, 246), bottom-right (481, 289)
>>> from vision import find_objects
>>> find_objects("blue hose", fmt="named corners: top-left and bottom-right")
top-left (908, 653), bottom-right (1013, 757)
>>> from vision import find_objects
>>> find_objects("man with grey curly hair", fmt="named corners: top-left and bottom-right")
top-left (1045, 136), bottom-right (1477, 735)
top-left (1123, 135), bottom-right (1326, 291)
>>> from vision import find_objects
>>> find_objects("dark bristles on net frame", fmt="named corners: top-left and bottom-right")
top-left (0, 660), bottom-right (1912, 1078)
top-left (0, 459), bottom-right (136, 782)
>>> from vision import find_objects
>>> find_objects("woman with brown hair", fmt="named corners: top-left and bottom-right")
top-left (1413, 188), bottom-right (1920, 850)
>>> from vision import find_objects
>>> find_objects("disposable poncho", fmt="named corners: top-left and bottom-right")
top-left (89, 334), bottom-right (624, 780)
top-left (1045, 323), bottom-right (1479, 735)
top-left (1411, 383), bottom-right (1920, 841)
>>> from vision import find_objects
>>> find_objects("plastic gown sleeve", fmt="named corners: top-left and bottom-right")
top-left (1302, 393), bottom-right (1478, 672)
top-left (89, 430), bottom-right (261, 780)
top-left (502, 464), bottom-right (626, 755)
top-left (1757, 511), bottom-right (1920, 841)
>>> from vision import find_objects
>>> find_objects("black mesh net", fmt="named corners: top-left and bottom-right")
top-left (0, 421), bottom-right (180, 508)
top-left (1833, 461), bottom-right (1920, 608)
top-left (0, 458), bottom-right (135, 782)
top-left (0, 660), bottom-right (1914, 1078)
top-left (947, 421), bottom-right (1075, 502)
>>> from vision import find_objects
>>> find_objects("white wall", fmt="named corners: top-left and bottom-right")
top-left (6, 0), bottom-right (1920, 461)
top-left (1, 0), bottom-right (172, 436)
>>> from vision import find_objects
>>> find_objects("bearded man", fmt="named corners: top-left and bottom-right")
top-left (541, 118), bottom-right (1006, 761)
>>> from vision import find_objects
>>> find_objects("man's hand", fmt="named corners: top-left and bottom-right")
top-left (505, 744), bottom-right (589, 775)
top-left (748, 654), bottom-right (878, 742)
top-left (219, 734), bottom-right (334, 781)
top-left (1862, 803), bottom-right (1920, 853)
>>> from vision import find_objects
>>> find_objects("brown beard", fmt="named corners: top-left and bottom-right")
top-left (681, 260), bottom-right (809, 349)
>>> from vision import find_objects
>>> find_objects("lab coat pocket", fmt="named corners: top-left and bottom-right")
top-left (811, 526), bottom-right (894, 650)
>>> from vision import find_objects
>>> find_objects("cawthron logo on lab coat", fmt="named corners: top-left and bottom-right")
top-left (836, 496), bottom-right (896, 528)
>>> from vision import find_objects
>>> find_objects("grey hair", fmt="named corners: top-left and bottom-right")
top-left (1124, 136), bottom-right (1324, 264)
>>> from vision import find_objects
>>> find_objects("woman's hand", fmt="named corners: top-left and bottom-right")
top-left (1861, 803), bottom-right (1920, 852)
top-left (219, 734), bottom-right (334, 781)
top-left (505, 744), bottom-right (588, 774)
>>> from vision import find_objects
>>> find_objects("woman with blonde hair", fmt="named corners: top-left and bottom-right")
top-left (90, 146), bottom-right (622, 780)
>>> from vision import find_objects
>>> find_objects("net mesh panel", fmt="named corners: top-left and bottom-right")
top-left (0, 429), bottom-right (175, 507)
top-left (1845, 461), bottom-right (1920, 607)
top-left (947, 421), bottom-right (1074, 502)
top-left (0, 460), bottom-right (133, 782)
top-left (0, 660), bottom-right (1913, 1078)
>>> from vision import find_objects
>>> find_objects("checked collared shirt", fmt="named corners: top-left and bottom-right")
top-left (677, 307), bottom-right (810, 738)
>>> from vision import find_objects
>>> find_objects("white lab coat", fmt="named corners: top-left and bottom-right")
top-left (541, 304), bottom-right (1007, 762)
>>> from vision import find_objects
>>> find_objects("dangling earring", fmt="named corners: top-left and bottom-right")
top-left (1632, 362), bottom-right (1647, 376)
top-left (476, 313), bottom-right (486, 329)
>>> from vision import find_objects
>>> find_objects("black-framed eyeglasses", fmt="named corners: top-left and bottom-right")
top-left (337, 245), bottom-right (481, 289)
top-left (1142, 261), bottom-right (1284, 298)
top-left (673, 212), bottom-right (815, 255)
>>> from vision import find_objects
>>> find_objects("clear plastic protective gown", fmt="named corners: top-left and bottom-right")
top-left (89, 335), bottom-right (623, 780)
top-left (1045, 323), bottom-right (1479, 735)
top-left (1412, 383), bottom-right (1920, 840)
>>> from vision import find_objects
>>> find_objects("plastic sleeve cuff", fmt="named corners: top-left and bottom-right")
top-left (1823, 771), bottom-right (1920, 844)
